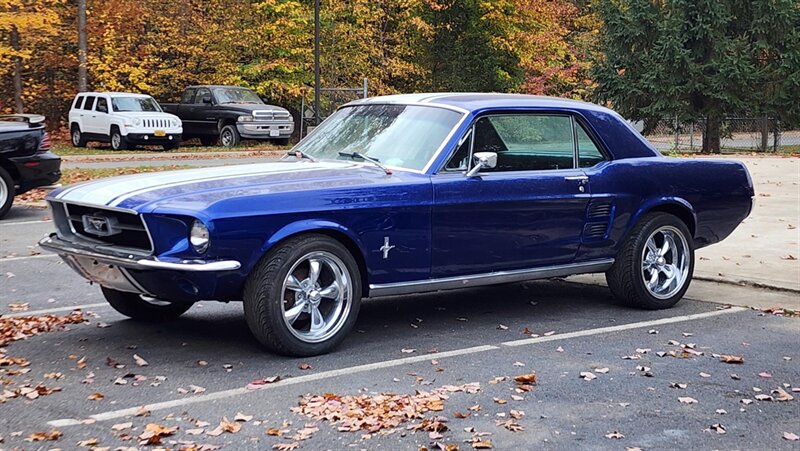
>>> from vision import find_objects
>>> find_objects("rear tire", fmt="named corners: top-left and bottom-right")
top-left (606, 212), bottom-right (694, 309)
top-left (71, 124), bottom-right (87, 147)
top-left (219, 125), bottom-right (240, 147)
top-left (110, 127), bottom-right (129, 151)
top-left (243, 234), bottom-right (362, 356)
top-left (102, 287), bottom-right (192, 321)
top-left (0, 167), bottom-right (14, 219)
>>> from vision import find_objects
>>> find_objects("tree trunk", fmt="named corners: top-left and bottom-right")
top-left (11, 26), bottom-right (23, 113)
top-left (702, 115), bottom-right (721, 154)
top-left (78, 0), bottom-right (88, 92)
top-left (760, 116), bottom-right (769, 152)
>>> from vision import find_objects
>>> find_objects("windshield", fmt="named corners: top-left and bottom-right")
top-left (293, 104), bottom-right (463, 171)
top-left (213, 88), bottom-right (264, 104)
top-left (111, 96), bottom-right (162, 112)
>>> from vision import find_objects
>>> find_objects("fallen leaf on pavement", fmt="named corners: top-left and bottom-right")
top-left (246, 376), bottom-right (282, 390)
top-left (670, 383), bottom-right (687, 389)
top-left (87, 392), bottom-right (104, 401)
top-left (719, 355), bottom-right (744, 364)
top-left (513, 372), bottom-right (537, 385)
top-left (133, 354), bottom-right (148, 367)
top-left (471, 439), bottom-right (493, 449)
top-left (111, 422), bottom-right (132, 431)
top-left (716, 409), bottom-right (727, 415)
top-left (579, 372), bottom-right (597, 381)
top-left (759, 371), bottom-right (773, 378)
top-left (706, 423), bottom-right (726, 434)
top-left (784, 432), bottom-right (799, 441)
top-left (401, 348), bottom-right (416, 354)
top-left (594, 367), bottom-right (610, 374)
top-left (273, 443), bottom-right (300, 451)
top-left (605, 431), bottom-right (624, 439)
top-left (234, 412), bottom-right (253, 422)
top-left (298, 363), bottom-right (312, 370)
top-left (190, 384), bottom-right (206, 394)
top-left (699, 372), bottom-right (711, 378)
top-left (138, 423), bottom-right (177, 445)
top-left (26, 430), bottom-right (62, 441)
top-left (774, 388), bottom-right (794, 402)
top-left (134, 405), bottom-right (150, 417)
top-left (678, 397), bottom-right (698, 404)
top-left (186, 428), bottom-right (204, 435)
top-left (77, 438), bottom-right (99, 446)
top-left (741, 399), bottom-right (753, 405)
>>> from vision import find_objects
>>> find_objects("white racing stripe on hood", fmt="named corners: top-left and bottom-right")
top-left (56, 162), bottom-right (341, 207)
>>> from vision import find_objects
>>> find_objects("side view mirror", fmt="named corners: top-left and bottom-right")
top-left (97, 106), bottom-right (108, 114)
top-left (202, 96), bottom-right (212, 104)
top-left (466, 152), bottom-right (497, 177)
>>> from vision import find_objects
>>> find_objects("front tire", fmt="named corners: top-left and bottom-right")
top-left (219, 125), bottom-right (240, 147)
top-left (0, 167), bottom-right (14, 219)
top-left (243, 234), bottom-right (362, 356)
top-left (606, 212), bottom-right (694, 309)
top-left (102, 287), bottom-right (192, 321)
top-left (110, 127), bottom-right (129, 151)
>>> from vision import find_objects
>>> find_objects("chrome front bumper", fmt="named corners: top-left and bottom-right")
top-left (38, 234), bottom-right (241, 272)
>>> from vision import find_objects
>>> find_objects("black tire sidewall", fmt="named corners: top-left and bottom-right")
top-left (102, 287), bottom-right (192, 321)
top-left (71, 124), bottom-right (85, 147)
top-left (615, 213), bottom-right (694, 309)
top-left (0, 167), bottom-right (14, 218)
top-left (220, 125), bottom-right (240, 147)
top-left (110, 127), bottom-right (127, 151)
top-left (244, 235), bottom-right (362, 356)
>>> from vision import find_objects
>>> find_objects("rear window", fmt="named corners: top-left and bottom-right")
top-left (73, 95), bottom-right (85, 109)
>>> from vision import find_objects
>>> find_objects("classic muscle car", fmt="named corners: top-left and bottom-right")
top-left (39, 94), bottom-right (754, 356)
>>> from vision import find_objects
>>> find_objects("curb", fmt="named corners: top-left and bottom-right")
top-left (694, 275), bottom-right (800, 294)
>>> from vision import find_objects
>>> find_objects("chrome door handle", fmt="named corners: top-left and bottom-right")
top-left (565, 175), bottom-right (589, 184)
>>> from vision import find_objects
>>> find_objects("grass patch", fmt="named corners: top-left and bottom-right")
top-left (52, 141), bottom-right (290, 156)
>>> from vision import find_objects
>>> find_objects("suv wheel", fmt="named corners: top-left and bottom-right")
top-left (102, 287), bottom-right (192, 321)
top-left (0, 167), bottom-right (14, 219)
top-left (606, 212), bottom-right (694, 309)
top-left (71, 125), bottom-right (87, 147)
top-left (110, 127), bottom-right (129, 151)
top-left (219, 125), bottom-right (240, 147)
top-left (243, 234), bottom-right (362, 356)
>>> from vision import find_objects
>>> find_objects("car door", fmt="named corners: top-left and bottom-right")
top-left (431, 113), bottom-right (591, 278)
top-left (187, 87), bottom-right (216, 136)
top-left (81, 95), bottom-right (98, 134)
top-left (94, 96), bottom-right (111, 136)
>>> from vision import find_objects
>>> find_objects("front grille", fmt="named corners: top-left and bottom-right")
top-left (252, 110), bottom-right (291, 121)
top-left (142, 119), bottom-right (171, 128)
top-left (53, 202), bottom-right (153, 253)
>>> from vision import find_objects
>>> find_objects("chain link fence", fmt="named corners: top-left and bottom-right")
top-left (641, 117), bottom-right (800, 153)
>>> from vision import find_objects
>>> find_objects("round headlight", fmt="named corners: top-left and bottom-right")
top-left (190, 220), bottom-right (209, 254)
top-left (171, 118), bottom-right (180, 127)
top-left (133, 118), bottom-right (142, 127)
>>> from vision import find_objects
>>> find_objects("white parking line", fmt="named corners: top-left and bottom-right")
top-left (46, 306), bottom-right (747, 427)
top-left (0, 254), bottom-right (59, 263)
top-left (0, 219), bottom-right (52, 226)
top-left (2, 303), bottom-right (109, 318)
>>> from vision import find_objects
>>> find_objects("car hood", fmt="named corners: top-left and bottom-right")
top-left (220, 104), bottom-right (289, 113)
top-left (115, 111), bottom-right (180, 121)
top-left (48, 161), bottom-right (416, 213)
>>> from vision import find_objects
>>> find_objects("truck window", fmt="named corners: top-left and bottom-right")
top-left (95, 97), bottom-right (109, 113)
top-left (181, 89), bottom-right (195, 104)
top-left (194, 88), bottom-right (212, 105)
top-left (83, 96), bottom-right (96, 110)
top-left (73, 95), bottom-right (85, 110)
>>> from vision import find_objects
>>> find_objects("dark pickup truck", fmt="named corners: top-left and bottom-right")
top-left (0, 114), bottom-right (61, 218)
top-left (161, 85), bottom-right (295, 147)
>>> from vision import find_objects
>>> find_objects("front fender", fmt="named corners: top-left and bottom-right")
top-left (254, 219), bottom-right (367, 269)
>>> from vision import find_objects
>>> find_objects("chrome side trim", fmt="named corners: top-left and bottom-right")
top-left (38, 234), bottom-right (241, 273)
top-left (368, 259), bottom-right (615, 297)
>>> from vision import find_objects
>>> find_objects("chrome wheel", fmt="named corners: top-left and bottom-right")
top-left (0, 175), bottom-right (8, 208)
top-left (641, 225), bottom-right (689, 299)
top-left (281, 251), bottom-right (352, 343)
top-left (220, 129), bottom-right (233, 147)
top-left (111, 132), bottom-right (121, 149)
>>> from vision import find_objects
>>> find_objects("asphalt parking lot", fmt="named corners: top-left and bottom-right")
top-left (1, 207), bottom-right (798, 451)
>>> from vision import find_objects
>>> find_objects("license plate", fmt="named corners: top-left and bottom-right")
top-left (154, 130), bottom-right (166, 137)
top-left (269, 130), bottom-right (280, 137)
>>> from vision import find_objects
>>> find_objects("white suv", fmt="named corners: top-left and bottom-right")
top-left (69, 92), bottom-right (182, 150)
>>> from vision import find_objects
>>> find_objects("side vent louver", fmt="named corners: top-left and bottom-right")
top-left (583, 201), bottom-right (614, 241)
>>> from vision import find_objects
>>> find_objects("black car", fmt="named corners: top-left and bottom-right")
top-left (162, 85), bottom-right (295, 147)
top-left (0, 114), bottom-right (61, 218)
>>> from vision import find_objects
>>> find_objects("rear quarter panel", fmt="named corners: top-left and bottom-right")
top-left (579, 157), bottom-right (753, 261)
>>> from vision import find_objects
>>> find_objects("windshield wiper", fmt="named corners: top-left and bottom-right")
top-left (285, 150), bottom-right (317, 162)
top-left (338, 151), bottom-right (392, 175)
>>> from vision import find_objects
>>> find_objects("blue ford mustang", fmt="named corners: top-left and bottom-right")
top-left (40, 94), bottom-right (753, 356)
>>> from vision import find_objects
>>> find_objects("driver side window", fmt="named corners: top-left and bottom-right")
top-left (194, 88), bottom-right (211, 104)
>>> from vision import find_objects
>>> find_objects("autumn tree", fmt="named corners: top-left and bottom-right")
top-left (0, 0), bottom-right (60, 112)
top-left (592, 0), bottom-right (800, 153)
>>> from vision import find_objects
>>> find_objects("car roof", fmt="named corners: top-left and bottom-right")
top-left (74, 92), bottom-right (152, 98)
top-left (347, 93), bottom-right (613, 114)
top-left (185, 85), bottom-right (252, 89)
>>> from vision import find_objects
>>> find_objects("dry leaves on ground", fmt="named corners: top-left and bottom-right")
top-left (0, 310), bottom-right (85, 346)
top-left (292, 383), bottom-right (481, 433)
top-left (719, 354), bottom-right (744, 364)
top-left (26, 430), bottom-right (62, 442)
top-left (138, 423), bottom-right (177, 445)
